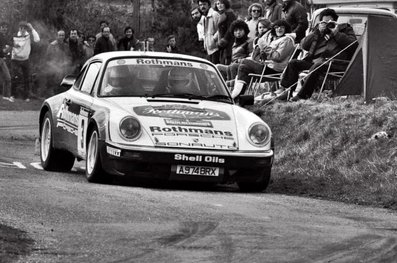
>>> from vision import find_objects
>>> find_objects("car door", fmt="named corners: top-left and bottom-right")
top-left (56, 61), bottom-right (102, 157)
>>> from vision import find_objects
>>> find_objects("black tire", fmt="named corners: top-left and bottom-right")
top-left (40, 111), bottom-right (75, 171)
top-left (237, 168), bottom-right (271, 193)
top-left (86, 127), bottom-right (111, 183)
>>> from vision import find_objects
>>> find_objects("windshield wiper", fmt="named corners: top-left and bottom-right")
top-left (204, 94), bottom-right (232, 103)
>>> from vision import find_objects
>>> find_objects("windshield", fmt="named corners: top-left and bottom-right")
top-left (99, 58), bottom-right (231, 102)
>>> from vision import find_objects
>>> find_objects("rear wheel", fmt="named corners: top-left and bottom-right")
top-left (40, 111), bottom-right (75, 171)
top-left (86, 127), bottom-right (111, 183)
top-left (237, 168), bottom-right (271, 192)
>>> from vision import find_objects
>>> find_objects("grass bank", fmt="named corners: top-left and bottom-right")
top-left (257, 97), bottom-right (397, 210)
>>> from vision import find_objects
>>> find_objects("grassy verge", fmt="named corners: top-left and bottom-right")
top-left (257, 97), bottom-right (397, 210)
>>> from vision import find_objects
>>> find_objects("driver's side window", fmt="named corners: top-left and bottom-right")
top-left (80, 62), bottom-right (102, 94)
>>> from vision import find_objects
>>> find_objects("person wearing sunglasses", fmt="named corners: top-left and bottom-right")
top-left (245, 3), bottom-right (264, 40)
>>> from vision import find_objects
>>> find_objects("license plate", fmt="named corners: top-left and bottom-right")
top-left (176, 165), bottom-right (219, 176)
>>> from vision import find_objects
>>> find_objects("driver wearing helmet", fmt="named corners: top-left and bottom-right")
top-left (166, 68), bottom-right (195, 94)
top-left (102, 66), bottom-right (131, 96)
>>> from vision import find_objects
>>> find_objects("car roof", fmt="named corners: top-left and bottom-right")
top-left (312, 7), bottom-right (397, 18)
top-left (89, 51), bottom-right (211, 64)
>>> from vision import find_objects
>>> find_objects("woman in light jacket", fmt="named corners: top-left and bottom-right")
top-left (231, 19), bottom-right (295, 98)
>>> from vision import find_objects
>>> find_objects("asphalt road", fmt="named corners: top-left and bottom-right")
top-left (1, 112), bottom-right (397, 263)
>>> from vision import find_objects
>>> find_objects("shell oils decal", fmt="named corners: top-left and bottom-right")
top-left (133, 105), bottom-right (230, 120)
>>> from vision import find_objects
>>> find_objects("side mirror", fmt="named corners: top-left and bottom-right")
top-left (238, 95), bottom-right (254, 107)
top-left (60, 75), bottom-right (77, 90)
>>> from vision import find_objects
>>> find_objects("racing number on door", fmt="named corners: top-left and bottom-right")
top-left (77, 108), bottom-right (89, 157)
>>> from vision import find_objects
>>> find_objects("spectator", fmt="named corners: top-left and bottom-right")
top-left (83, 35), bottom-right (96, 62)
top-left (282, 8), bottom-right (357, 101)
top-left (0, 22), bottom-right (12, 102)
top-left (146, 37), bottom-right (155, 51)
top-left (198, 0), bottom-right (221, 64)
top-left (95, 20), bottom-right (116, 47)
top-left (216, 19), bottom-right (251, 82)
top-left (191, 7), bottom-right (204, 42)
top-left (250, 18), bottom-right (272, 62)
top-left (214, 0), bottom-right (236, 65)
top-left (189, 7), bottom-right (206, 58)
top-left (263, 0), bottom-right (284, 23)
top-left (281, 0), bottom-right (308, 43)
top-left (46, 29), bottom-right (71, 95)
top-left (94, 26), bottom-right (116, 55)
top-left (67, 29), bottom-right (84, 74)
top-left (245, 3), bottom-right (264, 41)
top-left (117, 26), bottom-right (140, 51)
top-left (11, 21), bottom-right (40, 102)
top-left (165, 35), bottom-right (179, 53)
top-left (232, 19), bottom-right (295, 99)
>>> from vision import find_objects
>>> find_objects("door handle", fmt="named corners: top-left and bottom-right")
top-left (65, 99), bottom-right (71, 105)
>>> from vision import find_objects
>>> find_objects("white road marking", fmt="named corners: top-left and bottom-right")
top-left (0, 161), bottom-right (26, 169)
top-left (30, 162), bottom-right (43, 170)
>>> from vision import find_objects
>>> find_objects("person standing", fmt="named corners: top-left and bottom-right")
top-left (95, 20), bottom-right (117, 47)
top-left (94, 26), bottom-right (116, 55)
top-left (215, 0), bottom-right (236, 65)
top-left (83, 35), bottom-right (96, 62)
top-left (117, 26), bottom-right (140, 51)
top-left (189, 7), bottom-right (206, 58)
top-left (281, 0), bottom-right (308, 43)
top-left (165, 35), bottom-right (179, 53)
top-left (67, 29), bottom-right (84, 74)
top-left (198, 0), bottom-right (221, 64)
top-left (0, 22), bottom-right (12, 102)
top-left (11, 21), bottom-right (40, 101)
top-left (46, 29), bottom-right (71, 95)
top-left (263, 0), bottom-right (284, 23)
top-left (245, 3), bottom-right (264, 41)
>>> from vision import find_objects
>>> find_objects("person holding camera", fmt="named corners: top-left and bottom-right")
top-left (279, 8), bottom-right (358, 101)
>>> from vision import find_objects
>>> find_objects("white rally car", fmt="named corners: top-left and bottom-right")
top-left (39, 52), bottom-right (274, 192)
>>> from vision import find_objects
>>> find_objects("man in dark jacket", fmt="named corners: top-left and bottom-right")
top-left (280, 8), bottom-right (358, 100)
top-left (282, 0), bottom-right (308, 43)
top-left (94, 26), bottom-right (116, 56)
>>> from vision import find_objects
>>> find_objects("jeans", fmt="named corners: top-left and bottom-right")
top-left (281, 58), bottom-right (348, 99)
top-left (12, 59), bottom-right (31, 99)
top-left (0, 57), bottom-right (11, 97)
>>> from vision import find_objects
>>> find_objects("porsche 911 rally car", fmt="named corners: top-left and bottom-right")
top-left (39, 51), bottom-right (274, 192)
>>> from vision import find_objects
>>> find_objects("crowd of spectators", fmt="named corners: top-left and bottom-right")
top-left (0, 0), bottom-right (358, 104)
top-left (194, 0), bottom-right (357, 101)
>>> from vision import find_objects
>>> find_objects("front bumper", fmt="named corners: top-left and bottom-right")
top-left (100, 141), bottom-right (273, 183)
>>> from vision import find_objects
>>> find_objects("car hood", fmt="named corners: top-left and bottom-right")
top-left (108, 98), bottom-right (239, 150)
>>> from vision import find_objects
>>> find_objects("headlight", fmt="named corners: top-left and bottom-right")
top-left (248, 122), bottom-right (271, 147)
top-left (119, 117), bottom-right (141, 141)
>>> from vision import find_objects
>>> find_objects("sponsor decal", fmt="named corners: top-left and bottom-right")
top-left (164, 119), bottom-right (213, 128)
top-left (136, 59), bottom-right (193, 67)
top-left (134, 105), bottom-right (230, 120)
top-left (175, 154), bottom-right (225, 164)
top-left (56, 103), bottom-right (79, 136)
top-left (155, 141), bottom-right (237, 150)
top-left (149, 126), bottom-right (233, 138)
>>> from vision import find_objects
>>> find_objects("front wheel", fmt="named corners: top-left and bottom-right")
top-left (86, 127), bottom-right (111, 183)
top-left (237, 168), bottom-right (271, 192)
top-left (40, 111), bottom-right (75, 171)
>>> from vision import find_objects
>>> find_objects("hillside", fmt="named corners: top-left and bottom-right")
top-left (258, 97), bottom-right (397, 210)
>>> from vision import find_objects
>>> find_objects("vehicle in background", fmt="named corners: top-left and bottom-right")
top-left (309, 6), bottom-right (397, 38)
